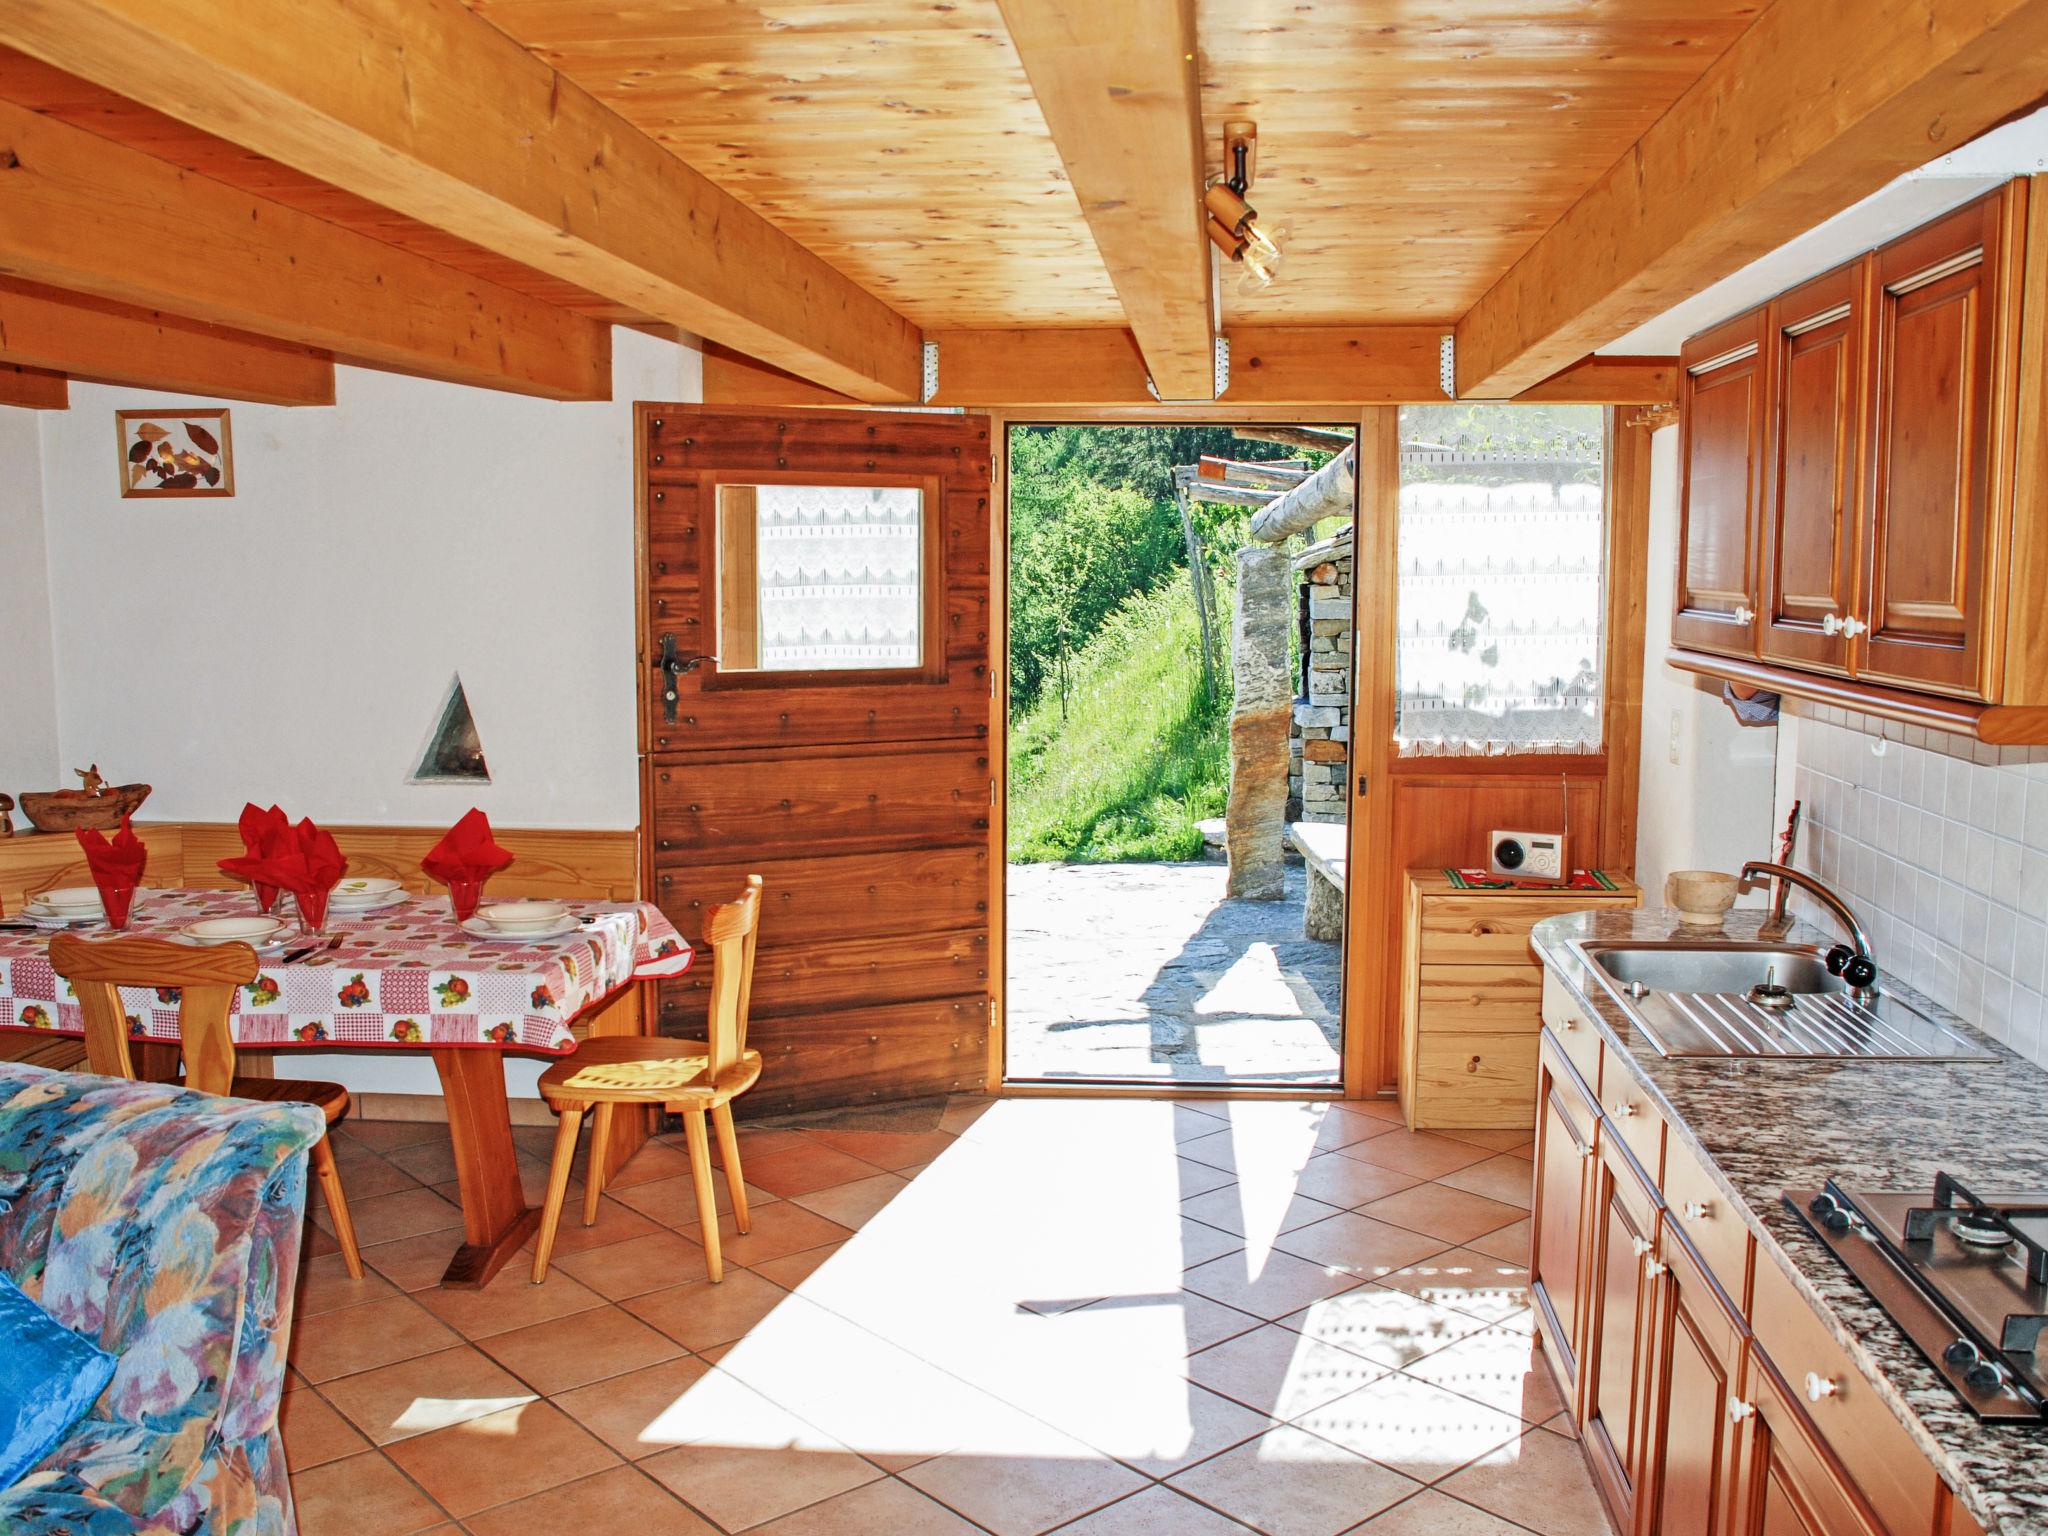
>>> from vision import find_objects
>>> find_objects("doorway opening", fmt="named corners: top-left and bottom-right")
top-left (1001, 422), bottom-right (1354, 1088)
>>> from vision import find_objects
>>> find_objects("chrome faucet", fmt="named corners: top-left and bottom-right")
top-left (1739, 860), bottom-right (1879, 994)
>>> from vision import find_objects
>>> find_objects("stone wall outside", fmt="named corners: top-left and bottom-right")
top-left (1289, 530), bottom-right (1352, 825)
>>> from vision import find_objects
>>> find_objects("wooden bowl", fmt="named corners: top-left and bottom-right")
top-left (17, 783), bottom-right (152, 832)
top-left (1665, 868), bottom-right (1739, 926)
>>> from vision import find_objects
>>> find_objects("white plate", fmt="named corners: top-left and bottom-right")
top-left (478, 900), bottom-right (570, 930)
top-left (15, 910), bottom-right (103, 930)
top-left (327, 889), bottom-right (407, 913)
top-left (332, 877), bottom-right (402, 899)
top-left (34, 886), bottom-right (104, 912)
top-left (183, 916), bottom-right (285, 945)
top-left (461, 914), bottom-right (580, 942)
top-left (172, 931), bottom-right (293, 955)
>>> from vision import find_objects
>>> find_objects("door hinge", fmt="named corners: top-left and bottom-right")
top-left (990, 779), bottom-right (998, 807)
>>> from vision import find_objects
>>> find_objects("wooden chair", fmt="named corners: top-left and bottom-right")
top-left (533, 875), bottom-right (762, 1284)
top-left (48, 934), bottom-right (364, 1279)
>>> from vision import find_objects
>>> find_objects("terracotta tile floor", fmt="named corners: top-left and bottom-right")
top-left (285, 1097), bottom-right (1609, 1535)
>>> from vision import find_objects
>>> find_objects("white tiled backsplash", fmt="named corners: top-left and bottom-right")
top-left (1784, 703), bottom-right (2048, 1063)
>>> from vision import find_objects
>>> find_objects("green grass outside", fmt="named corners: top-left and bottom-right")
top-left (1007, 578), bottom-right (1233, 863)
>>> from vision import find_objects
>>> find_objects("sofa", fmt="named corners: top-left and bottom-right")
top-left (0, 1061), bottom-right (322, 1535)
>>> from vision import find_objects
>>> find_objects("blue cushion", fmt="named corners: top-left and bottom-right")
top-left (0, 1272), bottom-right (117, 1489)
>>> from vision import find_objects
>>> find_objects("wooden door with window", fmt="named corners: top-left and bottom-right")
top-left (636, 405), bottom-right (995, 1114)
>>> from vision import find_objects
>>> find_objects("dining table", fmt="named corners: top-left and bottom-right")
top-left (0, 886), bottom-right (693, 1287)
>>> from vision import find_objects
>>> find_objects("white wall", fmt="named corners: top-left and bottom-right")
top-left (0, 407), bottom-right (60, 795)
top-left (38, 328), bottom-right (699, 828)
top-left (1633, 425), bottom-right (1779, 904)
top-left (12, 328), bottom-right (701, 1098)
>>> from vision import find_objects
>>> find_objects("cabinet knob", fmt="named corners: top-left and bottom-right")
top-left (1727, 1398), bottom-right (1755, 1424)
top-left (1841, 616), bottom-right (1867, 638)
top-left (1645, 1259), bottom-right (1668, 1280)
top-left (1804, 1372), bottom-right (1840, 1403)
top-left (1631, 1235), bottom-right (1654, 1258)
top-left (1615, 1101), bottom-right (1638, 1118)
top-left (1578, 1142), bottom-right (1595, 1161)
top-left (1820, 613), bottom-right (1844, 636)
top-left (1561, 1016), bottom-right (1578, 1032)
top-left (1683, 1200), bottom-right (1712, 1221)
top-left (1733, 604), bottom-right (1756, 625)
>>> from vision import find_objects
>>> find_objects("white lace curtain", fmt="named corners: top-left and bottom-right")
top-left (754, 484), bottom-right (923, 670)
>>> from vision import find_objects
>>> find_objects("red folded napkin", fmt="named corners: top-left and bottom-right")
top-left (280, 819), bottom-right (348, 932)
top-left (220, 802), bottom-right (291, 912)
top-left (421, 808), bottom-right (515, 922)
top-left (75, 818), bottom-right (148, 929)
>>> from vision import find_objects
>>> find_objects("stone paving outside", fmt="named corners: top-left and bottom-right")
top-left (1005, 861), bottom-right (1343, 1084)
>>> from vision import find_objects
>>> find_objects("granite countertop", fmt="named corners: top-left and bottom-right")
top-left (1531, 906), bottom-right (2048, 1536)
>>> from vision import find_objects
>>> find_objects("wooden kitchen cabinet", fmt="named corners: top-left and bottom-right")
top-left (1674, 309), bottom-right (1768, 658)
top-left (1667, 176), bottom-right (2048, 742)
top-left (1533, 1008), bottom-right (1971, 1536)
top-left (1531, 1031), bottom-right (1598, 1407)
top-left (1641, 1229), bottom-right (1746, 1536)
top-left (1760, 261), bottom-right (1866, 675)
top-left (1859, 190), bottom-right (2025, 699)
top-left (1581, 1125), bottom-right (1662, 1531)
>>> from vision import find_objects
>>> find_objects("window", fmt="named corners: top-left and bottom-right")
top-left (714, 482), bottom-right (931, 674)
top-left (1393, 404), bottom-right (1607, 756)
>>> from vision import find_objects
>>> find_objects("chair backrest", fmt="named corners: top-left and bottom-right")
top-left (703, 875), bottom-right (763, 1078)
top-left (47, 934), bottom-right (259, 1095)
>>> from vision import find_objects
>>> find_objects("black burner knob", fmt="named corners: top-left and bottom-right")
top-left (1944, 1339), bottom-right (1978, 1367)
top-left (1965, 1360), bottom-right (2004, 1393)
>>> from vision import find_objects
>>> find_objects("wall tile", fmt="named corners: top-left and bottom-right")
top-left (1783, 705), bottom-right (2048, 1067)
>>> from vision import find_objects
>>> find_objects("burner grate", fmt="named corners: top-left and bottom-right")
top-left (1903, 1172), bottom-right (2048, 1286)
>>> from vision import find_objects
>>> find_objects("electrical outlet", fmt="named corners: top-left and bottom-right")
top-left (1668, 708), bottom-right (1682, 766)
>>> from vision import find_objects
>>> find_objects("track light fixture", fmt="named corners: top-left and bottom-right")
top-left (1203, 122), bottom-right (1284, 292)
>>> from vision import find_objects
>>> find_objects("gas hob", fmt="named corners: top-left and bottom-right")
top-left (1788, 1174), bottom-right (2048, 1421)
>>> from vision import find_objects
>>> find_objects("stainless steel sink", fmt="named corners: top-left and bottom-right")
top-left (1572, 940), bottom-right (1996, 1062)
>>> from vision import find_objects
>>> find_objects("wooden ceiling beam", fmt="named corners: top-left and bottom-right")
top-left (0, 0), bottom-right (922, 403)
top-left (0, 279), bottom-right (335, 406)
top-left (0, 98), bottom-right (606, 399)
top-left (0, 361), bottom-right (64, 408)
top-left (1455, 0), bottom-right (2048, 398)
top-left (708, 328), bottom-right (1676, 409)
top-left (996, 0), bottom-right (1216, 400)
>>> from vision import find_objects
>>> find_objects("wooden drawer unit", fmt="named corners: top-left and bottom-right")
top-left (1542, 969), bottom-right (1604, 1094)
top-left (1663, 1133), bottom-right (1753, 1310)
top-left (1749, 1255), bottom-right (1940, 1536)
top-left (1401, 871), bottom-right (1638, 1130)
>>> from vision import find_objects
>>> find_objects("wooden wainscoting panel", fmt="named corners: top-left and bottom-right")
top-left (0, 824), bottom-right (186, 914)
top-left (659, 928), bottom-right (988, 1029)
top-left (179, 823), bottom-right (638, 900)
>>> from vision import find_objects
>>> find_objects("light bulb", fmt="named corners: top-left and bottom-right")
top-left (1238, 239), bottom-right (1283, 291)
top-left (1242, 220), bottom-right (1284, 262)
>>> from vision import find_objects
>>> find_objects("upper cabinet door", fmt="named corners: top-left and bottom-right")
top-left (1859, 187), bottom-right (2024, 700)
top-left (1674, 311), bottom-right (1767, 657)
top-left (1759, 263), bottom-right (1866, 675)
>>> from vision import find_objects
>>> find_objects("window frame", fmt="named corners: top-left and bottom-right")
top-left (700, 468), bottom-right (949, 691)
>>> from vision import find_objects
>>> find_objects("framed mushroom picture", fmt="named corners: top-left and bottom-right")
top-left (116, 408), bottom-right (234, 497)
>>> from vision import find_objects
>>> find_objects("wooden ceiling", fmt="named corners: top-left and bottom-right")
top-left (1, 0), bottom-right (2044, 407)
top-left (464, 0), bottom-right (1764, 329)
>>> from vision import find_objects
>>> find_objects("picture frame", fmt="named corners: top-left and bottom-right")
top-left (116, 407), bottom-right (234, 498)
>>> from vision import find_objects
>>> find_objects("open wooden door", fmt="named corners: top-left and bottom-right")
top-left (636, 405), bottom-right (994, 1115)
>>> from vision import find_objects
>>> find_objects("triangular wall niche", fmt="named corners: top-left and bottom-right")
top-left (411, 674), bottom-right (491, 782)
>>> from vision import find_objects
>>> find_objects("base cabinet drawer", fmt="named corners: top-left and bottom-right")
top-left (1541, 970), bottom-right (1604, 1091)
top-left (1411, 1030), bottom-right (1539, 1128)
top-left (1663, 1134), bottom-right (1753, 1310)
top-left (1748, 1258), bottom-right (1939, 1536)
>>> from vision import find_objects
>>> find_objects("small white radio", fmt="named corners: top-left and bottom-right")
top-left (1489, 829), bottom-right (1567, 883)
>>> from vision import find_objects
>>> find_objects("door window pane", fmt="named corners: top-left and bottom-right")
top-left (716, 483), bottom-right (924, 672)
top-left (1394, 405), bottom-right (1606, 756)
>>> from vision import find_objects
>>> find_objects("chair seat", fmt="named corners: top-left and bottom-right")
top-left (222, 1076), bottom-right (352, 1125)
top-left (538, 1035), bottom-right (762, 1108)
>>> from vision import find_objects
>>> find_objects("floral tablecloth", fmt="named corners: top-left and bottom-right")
top-left (0, 889), bottom-right (692, 1053)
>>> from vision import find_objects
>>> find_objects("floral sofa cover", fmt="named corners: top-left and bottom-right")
top-left (0, 1061), bottom-right (321, 1535)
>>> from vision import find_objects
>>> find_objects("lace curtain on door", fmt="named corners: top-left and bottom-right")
top-left (754, 484), bottom-right (923, 670)
top-left (1394, 406), bottom-right (1607, 756)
